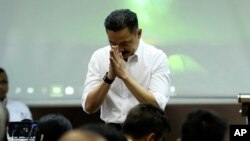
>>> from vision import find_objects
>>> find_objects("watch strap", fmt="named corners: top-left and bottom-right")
top-left (103, 72), bottom-right (114, 84)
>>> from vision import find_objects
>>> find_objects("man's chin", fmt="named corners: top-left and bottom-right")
top-left (122, 53), bottom-right (131, 59)
top-left (122, 56), bottom-right (129, 61)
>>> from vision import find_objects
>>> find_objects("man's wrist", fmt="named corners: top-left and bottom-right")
top-left (107, 73), bottom-right (116, 80)
top-left (103, 72), bottom-right (115, 84)
top-left (120, 73), bottom-right (129, 81)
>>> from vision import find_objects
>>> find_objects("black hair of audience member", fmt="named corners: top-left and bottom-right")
top-left (123, 103), bottom-right (171, 141)
top-left (80, 123), bottom-right (127, 141)
top-left (35, 114), bottom-right (72, 141)
top-left (21, 119), bottom-right (32, 122)
top-left (179, 109), bottom-right (228, 141)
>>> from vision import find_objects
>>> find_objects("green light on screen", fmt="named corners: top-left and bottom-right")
top-left (50, 85), bottom-right (63, 97)
top-left (168, 54), bottom-right (207, 75)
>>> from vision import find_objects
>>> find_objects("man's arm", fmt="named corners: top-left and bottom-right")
top-left (83, 50), bottom-right (116, 113)
top-left (110, 46), bottom-right (170, 107)
top-left (121, 74), bottom-right (159, 106)
top-left (84, 80), bottom-right (111, 113)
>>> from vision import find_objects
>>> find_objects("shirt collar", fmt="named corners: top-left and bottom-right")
top-left (132, 39), bottom-right (143, 61)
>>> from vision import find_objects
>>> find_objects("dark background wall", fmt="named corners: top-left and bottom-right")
top-left (30, 104), bottom-right (245, 141)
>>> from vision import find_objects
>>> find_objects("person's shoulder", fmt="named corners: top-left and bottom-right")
top-left (96, 45), bottom-right (110, 52)
top-left (141, 41), bottom-right (166, 57)
top-left (7, 99), bottom-right (28, 107)
top-left (92, 45), bottom-right (110, 56)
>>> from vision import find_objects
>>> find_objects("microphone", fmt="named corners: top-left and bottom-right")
top-left (28, 123), bottom-right (37, 141)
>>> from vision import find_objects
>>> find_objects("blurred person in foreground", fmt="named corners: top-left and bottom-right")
top-left (59, 129), bottom-right (106, 141)
top-left (81, 123), bottom-right (127, 141)
top-left (123, 103), bottom-right (171, 141)
top-left (177, 109), bottom-right (228, 141)
top-left (35, 113), bottom-right (72, 141)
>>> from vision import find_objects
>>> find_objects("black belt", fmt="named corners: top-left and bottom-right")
top-left (106, 123), bottom-right (123, 131)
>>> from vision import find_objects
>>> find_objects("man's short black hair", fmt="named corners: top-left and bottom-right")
top-left (0, 68), bottom-right (6, 73)
top-left (104, 9), bottom-right (138, 33)
top-left (123, 103), bottom-right (171, 141)
top-left (81, 123), bottom-right (127, 141)
top-left (35, 114), bottom-right (72, 141)
top-left (181, 109), bottom-right (228, 141)
top-left (0, 67), bottom-right (8, 83)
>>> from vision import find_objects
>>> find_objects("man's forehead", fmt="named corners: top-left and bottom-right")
top-left (107, 28), bottom-right (134, 42)
top-left (109, 39), bottom-right (130, 44)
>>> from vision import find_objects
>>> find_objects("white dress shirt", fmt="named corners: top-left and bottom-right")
top-left (3, 98), bottom-right (32, 122)
top-left (82, 40), bottom-right (171, 123)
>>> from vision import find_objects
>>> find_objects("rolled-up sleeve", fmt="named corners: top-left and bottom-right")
top-left (149, 53), bottom-right (171, 110)
top-left (81, 51), bottom-right (102, 113)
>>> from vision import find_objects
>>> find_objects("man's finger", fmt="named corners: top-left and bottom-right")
top-left (110, 57), bottom-right (117, 67)
top-left (119, 52), bottom-right (123, 58)
top-left (112, 48), bottom-right (119, 61)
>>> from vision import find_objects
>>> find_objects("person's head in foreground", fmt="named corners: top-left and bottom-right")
top-left (123, 103), bottom-right (171, 141)
top-left (35, 114), bottom-right (72, 141)
top-left (80, 123), bottom-right (127, 141)
top-left (59, 129), bottom-right (106, 141)
top-left (178, 109), bottom-right (228, 141)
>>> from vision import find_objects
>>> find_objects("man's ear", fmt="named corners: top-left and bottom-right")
top-left (146, 133), bottom-right (155, 141)
top-left (176, 137), bottom-right (181, 141)
top-left (137, 28), bottom-right (142, 39)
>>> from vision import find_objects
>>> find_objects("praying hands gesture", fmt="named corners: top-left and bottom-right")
top-left (109, 46), bottom-right (129, 80)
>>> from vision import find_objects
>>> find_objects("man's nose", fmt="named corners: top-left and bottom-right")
top-left (118, 46), bottom-right (124, 52)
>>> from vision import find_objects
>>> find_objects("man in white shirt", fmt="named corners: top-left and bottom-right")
top-left (0, 67), bottom-right (32, 122)
top-left (82, 9), bottom-right (171, 127)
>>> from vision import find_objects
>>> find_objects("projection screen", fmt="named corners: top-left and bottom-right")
top-left (0, 0), bottom-right (250, 106)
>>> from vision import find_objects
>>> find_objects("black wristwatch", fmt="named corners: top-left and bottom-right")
top-left (103, 72), bottom-right (115, 84)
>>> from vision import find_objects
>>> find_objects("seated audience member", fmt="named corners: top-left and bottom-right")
top-left (81, 123), bottom-right (127, 141)
top-left (177, 109), bottom-right (228, 141)
top-left (0, 103), bottom-right (7, 141)
top-left (0, 103), bottom-right (9, 141)
top-left (0, 67), bottom-right (32, 121)
top-left (59, 129), bottom-right (106, 141)
top-left (35, 114), bottom-right (72, 141)
top-left (123, 103), bottom-right (171, 141)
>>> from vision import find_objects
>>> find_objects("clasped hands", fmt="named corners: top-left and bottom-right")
top-left (108, 46), bottom-right (128, 80)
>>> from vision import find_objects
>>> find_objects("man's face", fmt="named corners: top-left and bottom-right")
top-left (0, 72), bottom-right (8, 100)
top-left (107, 27), bottom-right (142, 60)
